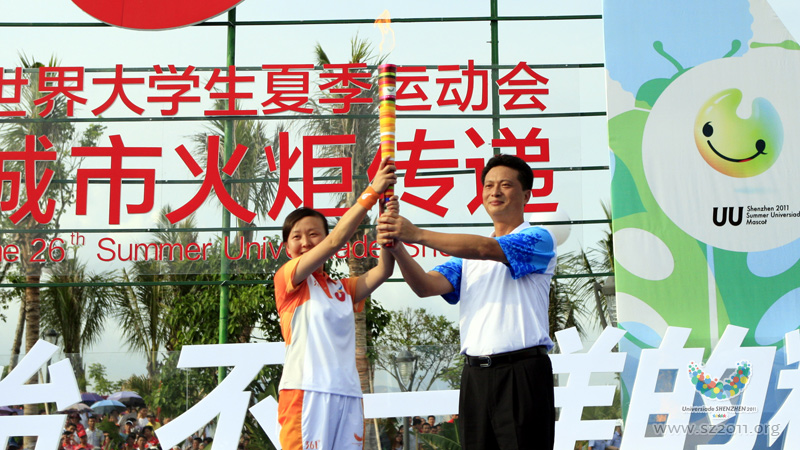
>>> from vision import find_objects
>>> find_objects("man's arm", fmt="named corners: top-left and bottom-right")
top-left (377, 197), bottom-right (455, 298)
top-left (385, 241), bottom-right (454, 298)
top-left (377, 197), bottom-right (507, 263)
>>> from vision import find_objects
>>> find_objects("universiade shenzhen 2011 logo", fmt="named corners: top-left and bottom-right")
top-left (688, 360), bottom-right (751, 400)
top-left (71, 0), bottom-right (246, 30)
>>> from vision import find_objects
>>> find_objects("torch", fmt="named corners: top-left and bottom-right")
top-left (378, 63), bottom-right (397, 245)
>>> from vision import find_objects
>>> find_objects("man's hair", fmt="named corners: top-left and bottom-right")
top-left (481, 154), bottom-right (533, 191)
top-left (412, 418), bottom-right (423, 426)
top-left (282, 207), bottom-right (329, 242)
top-left (193, 437), bottom-right (203, 443)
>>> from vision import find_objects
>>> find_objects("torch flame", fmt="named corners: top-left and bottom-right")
top-left (374, 9), bottom-right (395, 54)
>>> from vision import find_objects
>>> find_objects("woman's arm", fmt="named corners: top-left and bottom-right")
top-left (353, 243), bottom-right (395, 302)
top-left (292, 157), bottom-right (396, 285)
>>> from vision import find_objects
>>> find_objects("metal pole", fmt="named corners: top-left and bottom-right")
top-left (490, 0), bottom-right (501, 155)
top-left (218, 7), bottom-right (236, 384)
top-left (403, 416), bottom-right (410, 450)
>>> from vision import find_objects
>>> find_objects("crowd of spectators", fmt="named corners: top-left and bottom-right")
top-left (3, 404), bottom-right (224, 450)
top-left (387, 414), bottom-right (457, 450)
top-left (5, 404), bottom-right (462, 449)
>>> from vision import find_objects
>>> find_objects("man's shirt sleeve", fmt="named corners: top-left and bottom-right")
top-left (496, 226), bottom-right (556, 279)
top-left (432, 257), bottom-right (463, 304)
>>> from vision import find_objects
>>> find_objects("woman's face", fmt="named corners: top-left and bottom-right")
top-left (286, 216), bottom-right (326, 258)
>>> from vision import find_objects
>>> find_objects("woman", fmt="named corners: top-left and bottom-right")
top-left (276, 157), bottom-right (396, 450)
top-left (390, 433), bottom-right (404, 450)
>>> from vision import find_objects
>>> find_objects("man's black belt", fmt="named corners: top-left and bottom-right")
top-left (465, 345), bottom-right (548, 368)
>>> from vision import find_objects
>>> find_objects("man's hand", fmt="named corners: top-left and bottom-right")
top-left (378, 196), bottom-right (421, 246)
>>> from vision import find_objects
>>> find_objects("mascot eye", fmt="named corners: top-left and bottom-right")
top-left (702, 122), bottom-right (714, 138)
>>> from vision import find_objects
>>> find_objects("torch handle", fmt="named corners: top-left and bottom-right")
top-left (378, 64), bottom-right (397, 247)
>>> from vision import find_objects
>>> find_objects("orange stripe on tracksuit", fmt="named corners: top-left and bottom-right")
top-left (278, 389), bottom-right (304, 450)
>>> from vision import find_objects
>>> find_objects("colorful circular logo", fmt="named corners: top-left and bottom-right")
top-left (694, 88), bottom-right (783, 178)
top-left (72, 0), bottom-right (245, 30)
top-left (688, 360), bottom-right (750, 400)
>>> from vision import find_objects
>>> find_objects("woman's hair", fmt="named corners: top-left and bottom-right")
top-left (282, 207), bottom-right (329, 242)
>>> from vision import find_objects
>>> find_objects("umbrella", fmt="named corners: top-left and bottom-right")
top-left (107, 391), bottom-right (145, 408)
top-left (61, 402), bottom-right (92, 413)
top-left (81, 392), bottom-right (104, 405)
top-left (0, 406), bottom-right (23, 416)
top-left (90, 399), bottom-right (126, 415)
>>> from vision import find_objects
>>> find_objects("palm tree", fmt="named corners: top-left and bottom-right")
top-left (114, 208), bottom-right (199, 376)
top-left (304, 35), bottom-right (386, 447)
top-left (549, 262), bottom-right (589, 343)
top-left (0, 55), bottom-right (103, 437)
top-left (40, 255), bottom-right (117, 390)
top-left (561, 202), bottom-right (615, 329)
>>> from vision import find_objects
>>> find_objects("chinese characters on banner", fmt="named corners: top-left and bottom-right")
top-left (0, 61), bottom-right (548, 117)
top-left (0, 61), bottom-right (557, 226)
top-left (2, 328), bottom-right (798, 450)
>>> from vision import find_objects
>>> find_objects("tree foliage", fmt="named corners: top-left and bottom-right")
top-left (373, 308), bottom-right (460, 392)
top-left (87, 362), bottom-right (123, 395)
top-left (40, 255), bottom-right (118, 390)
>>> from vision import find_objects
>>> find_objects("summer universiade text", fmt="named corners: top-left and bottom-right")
top-left (94, 235), bottom-right (448, 262)
top-left (0, 236), bottom-right (449, 263)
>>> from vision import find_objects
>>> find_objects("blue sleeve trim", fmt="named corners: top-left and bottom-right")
top-left (496, 227), bottom-right (556, 279)
top-left (432, 257), bottom-right (463, 304)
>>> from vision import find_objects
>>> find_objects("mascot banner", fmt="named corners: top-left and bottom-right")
top-left (604, 0), bottom-right (800, 448)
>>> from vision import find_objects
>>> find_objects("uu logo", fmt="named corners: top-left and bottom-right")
top-left (694, 89), bottom-right (783, 178)
top-left (712, 206), bottom-right (743, 227)
top-left (688, 360), bottom-right (750, 400)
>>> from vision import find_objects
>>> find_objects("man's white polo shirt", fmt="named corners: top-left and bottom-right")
top-left (432, 222), bottom-right (556, 356)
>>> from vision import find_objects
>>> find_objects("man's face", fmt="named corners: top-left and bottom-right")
top-left (88, 417), bottom-right (96, 428)
top-left (137, 437), bottom-right (147, 449)
top-left (482, 166), bottom-right (530, 221)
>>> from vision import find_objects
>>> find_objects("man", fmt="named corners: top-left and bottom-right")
top-left (588, 438), bottom-right (607, 450)
top-left (136, 408), bottom-right (149, 430)
top-left (141, 426), bottom-right (159, 446)
top-left (121, 419), bottom-right (137, 439)
top-left (606, 420), bottom-right (622, 450)
top-left (146, 413), bottom-right (160, 430)
top-left (75, 430), bottom-right (92, 450)
top-left (378, 154), bottom-right (557, 450)
top-left (85, 416), bottom-right (104, 449)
